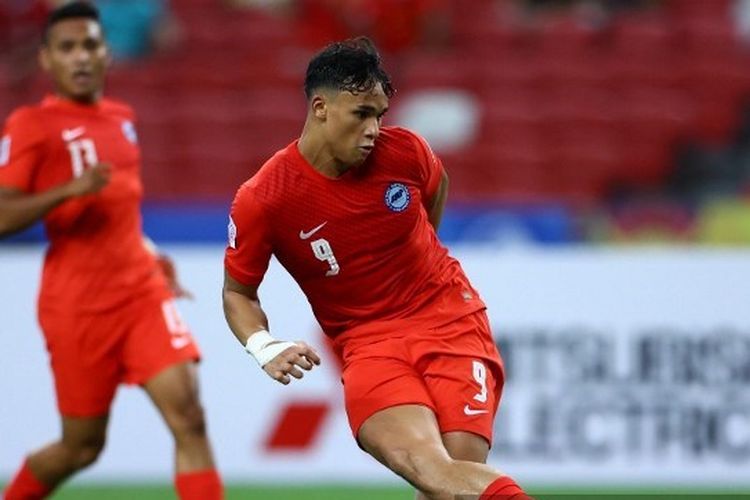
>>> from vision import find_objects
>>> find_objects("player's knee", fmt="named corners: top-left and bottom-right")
top-left (75, 443), bottom-right (104, 469)
top-left (169, 400), bottom-right (207, 439)
top-left (66, 440), bottom-right (105, 470)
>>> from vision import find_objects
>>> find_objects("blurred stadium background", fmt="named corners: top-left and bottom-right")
top-left (2, 0), bottom-right (750, 498)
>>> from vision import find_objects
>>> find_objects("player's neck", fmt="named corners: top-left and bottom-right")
top-left (54, 90), bottom-right (102, 106)
top-left (298, 130), bottom-right (352, 179)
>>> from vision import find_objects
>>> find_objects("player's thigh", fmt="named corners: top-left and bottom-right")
top-left (39, 309), bottom-right (123, 417)
top-left (358, 404), bottom-right (450, 470)
top-left (143, 361), bottom-right (203, 425)
top-left (342, 342), bottom-right (436, 440)
top-left (121, 293), bottom-right (201, 387)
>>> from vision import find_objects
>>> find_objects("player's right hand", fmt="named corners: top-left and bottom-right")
top-left (66, 163), bottom-right (112, 197)
top-left (263, 341), bottom-right (321, 385)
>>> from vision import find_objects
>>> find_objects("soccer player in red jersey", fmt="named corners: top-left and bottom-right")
top-left (223, 37), bottom-right (531, 500)
top-left (0, 3), bottom-right (223, 499)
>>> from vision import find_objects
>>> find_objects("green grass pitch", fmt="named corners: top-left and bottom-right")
top-left (26, 484), bottom-right (750, 499)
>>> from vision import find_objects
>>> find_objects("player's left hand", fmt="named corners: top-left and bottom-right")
top-left (157, 254), bottom-right (194, 299)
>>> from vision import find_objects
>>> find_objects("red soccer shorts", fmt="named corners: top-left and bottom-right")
top-left (38, 288), bottom-right (200, 417)
top-left (340, 310), bottom-right (504, 445)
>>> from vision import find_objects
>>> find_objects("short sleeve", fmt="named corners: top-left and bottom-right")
top-left (410, 131), bottom-right (444, 202)
top-left (0, 108), bottom-right (46, 192)
top-left (224, 182), bottom-right (273, 286)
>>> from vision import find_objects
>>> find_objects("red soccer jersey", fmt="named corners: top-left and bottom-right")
top-left (225, 126), bottom-right (486, 342)
top-left (0, 95), bottom-right (165, 313)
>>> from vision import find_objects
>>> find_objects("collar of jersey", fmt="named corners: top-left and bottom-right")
top-left (42, 94), bottom-right (103, 113)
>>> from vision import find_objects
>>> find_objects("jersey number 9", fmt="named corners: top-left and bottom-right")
top-left (310, 238), bottom-right (340, 277)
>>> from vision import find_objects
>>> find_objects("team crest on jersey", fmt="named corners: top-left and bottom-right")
top-left (0, 135), bottom-right (9, 167)
top-left (384, 182), bottom-right (410, 212)
top-left (121, 121), bottom-right (138, 144)
top-left (228, 216), bottom-right (237, 249)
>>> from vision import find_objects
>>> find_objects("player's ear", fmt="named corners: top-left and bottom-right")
top-left (103, 42), bottom-right (113, 68)
top-left (311, 94), bottom-right (327, 121)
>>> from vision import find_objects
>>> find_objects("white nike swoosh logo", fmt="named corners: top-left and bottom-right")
top-left (299, 221), bottom-right (327, 240)
top-left (61, 127), bottom-right (85, 142)
top-left (171, 336), bottom-right (191, 350)
top-left (464, 404), bottom-right (489, 416)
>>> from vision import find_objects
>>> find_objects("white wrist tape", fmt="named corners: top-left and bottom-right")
top-left (244, 330), bottom-right (297, 368)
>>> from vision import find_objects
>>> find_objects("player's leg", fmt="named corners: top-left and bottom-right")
top-left (359, 404), bottom-right (519, 500)
top-left (341, 336), bottom-right (525, 500)
top-left (3, 415), bottom-right (109, 500)
top-left (411, 311), bottom-right (531, 499)
top-left (122, 293), bottom-right (222, 500)
top-left (143, 361), bottom-right (222, 500)
top-left (143, 361), bottom-right (215, 470)
top-left (414, 431), bottom-right (490, 500)
top-left (4, 309), bottom-right (121, 500)
top-left (442, 430), bottom-right (490, 462)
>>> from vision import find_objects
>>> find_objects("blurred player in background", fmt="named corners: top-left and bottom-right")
top-left (223, 36), bottom-right (531, 500)
top-left (0, 3), bottom-right (223, 499)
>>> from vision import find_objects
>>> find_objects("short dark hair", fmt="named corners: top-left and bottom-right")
top-left (304, 37), bottom-right (395, 100)
top-left (43, 1), bottom-right (101, 44)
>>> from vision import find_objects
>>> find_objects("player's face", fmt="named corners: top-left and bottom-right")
top-left (40, 18), bottom-right (109, 103)
top-left (324, 83), bottom-right (389, 167)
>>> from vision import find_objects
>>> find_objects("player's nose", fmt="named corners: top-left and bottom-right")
top-left (72, 46), bottom-right (91, 64)
top-left (364, 118), bottom-right (380, 140)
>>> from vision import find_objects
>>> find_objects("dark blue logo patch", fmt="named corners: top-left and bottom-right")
top-left (384, 182), bottom-right (410, 212)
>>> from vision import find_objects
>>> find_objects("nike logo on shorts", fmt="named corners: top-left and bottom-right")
top-left (61, 126), bottom-right (86, 142)
top-left (464, 404), bottom-right (489, 416)
top-left (299, 221), bottom-right (327, 240)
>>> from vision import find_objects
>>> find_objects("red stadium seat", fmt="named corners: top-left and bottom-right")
top-left (609, 11), bottom-right (677, 58)
top-left (6, 0), bottom-right (742, 203)
top-left (541, 133), bottom-right (621, 201)
top-left (664, 0), bottom-right (733, 22)
top-left (533, 11), bottom-right (599, 58)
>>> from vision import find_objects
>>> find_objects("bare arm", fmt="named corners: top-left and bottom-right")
top-left (222, 271), bottom-right (320, 385)
top-left (222, 271), bottom-right (270, 345)
top-left (427, 169), bottom-right (449, 231)
top-left (0, 163), bottom-right (111, 238)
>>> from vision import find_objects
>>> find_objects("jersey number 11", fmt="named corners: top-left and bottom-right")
top-left (67, 139), bottom-right (99, 177)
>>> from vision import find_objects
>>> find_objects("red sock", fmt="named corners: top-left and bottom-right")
top-left (3, 459), bottom-right (52, 500)
top-left (175, 469), bottom-right (223, 500)
top-left (480, 475), bottom-right (533, 499)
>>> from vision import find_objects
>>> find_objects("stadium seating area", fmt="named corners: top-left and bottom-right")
top-left (2, 0), bottom-right (750, 208)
